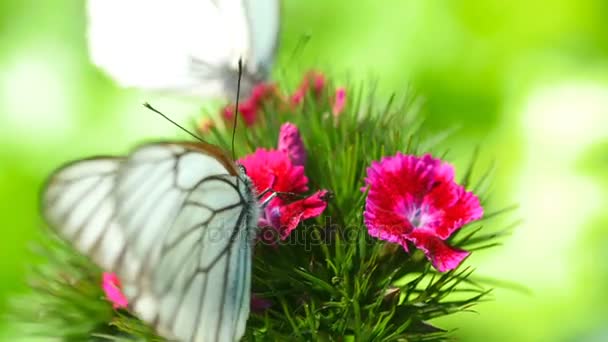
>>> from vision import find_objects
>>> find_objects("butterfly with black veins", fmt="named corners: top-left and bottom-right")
top-left (41, 142), bottom-right (262, 342)
top-left (86, 0), bottom-right (280, 98)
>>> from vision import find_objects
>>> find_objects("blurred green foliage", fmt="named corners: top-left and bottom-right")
top-left (1, 0), bottom-right (608, 340)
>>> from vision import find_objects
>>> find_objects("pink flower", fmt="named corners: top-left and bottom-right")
top-left (222, 101), bottom-right (257, 126)
top-left (102, 272), bottom-right (128, 309)
top-left (363, 154), bottom-right (483, 272)
top-left (239, 149), bottom-right (308, 200)
top-left (239, 149), bottom-right (327, 240)
top-left (249, 82), bottom-right (277, 103)
top-left (238, 123), bottom-right (327, 240)
top-left (278, 123), bottom-right (307, 166)
top-left (222, 83), bottom-right (277, 126)
top-left (311, 72), bottom-right (326, 94)
top-left (332, 87), bottom-right (346, 116)
top-left (291, 71), bottom-right (326, 105)
top-left (251, 294), bottom-right (273, 313)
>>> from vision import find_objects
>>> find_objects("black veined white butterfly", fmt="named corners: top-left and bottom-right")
top-left (86, 0), bottom-right (280, 98)
top-left (42, 140), bottom-right (261, 341)
top-left (43, 1), bottom-right (280, 340)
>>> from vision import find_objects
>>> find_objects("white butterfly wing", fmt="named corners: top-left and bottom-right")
top-left (243, 0), bottom-right (281, 76)
top-left (114, 143), bottom-right (256, 341)
top-left (42, 143), bottom-right (259, 342)
top-left (42, 158), bottom-right (141, 279)
top-left (86, 0), bottom-right (279, 98)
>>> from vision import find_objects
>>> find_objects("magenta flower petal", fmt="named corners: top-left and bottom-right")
top-left (222, 100), bottom-right (258, 126)
top-left (278, 123), bottom-right (307, 166)
top-left (296, 190), bottom-right (329, 220)
top-left (251, 294), bottom-right (273, 313)
top-left (311, 72), bottom-right (326, 94)
top-left (249, 83), bottom-right (276, 103)
top-left (291, 89), bottom-right (305, 105)
top-left (423, 183), bottom-right (484, 239)
top-left (221, 104), bottom-right (235, 122)
top-left (332, 87), bottom-right (346, 116)
top-left (271, 190), bottom-right (328, 239)
top-left (221, 82), bottom-right (277, 126)
top-left (239, 149), bottom-right (308, 203)
top-left (102, 272), bottom-right (128, 309)
top-left (363, 153), bottom-right (483, 272)
top-left (409, 231), bottom-right (471, 272)
top-left (264, 191), bottom-right (328, 240)
top-left (290, 70), bottom-right (326, 105)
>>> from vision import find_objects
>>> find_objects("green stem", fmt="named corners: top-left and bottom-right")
top-left (353, 296), bottom-right (362, 341)
top-left (279, 295), bottom-right (301, 338)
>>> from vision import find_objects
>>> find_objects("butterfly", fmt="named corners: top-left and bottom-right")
top-left (41, 1), bottom-right (280, 341)
top-left (86, 0), bottom-right (280, 98)
top-left (42, 141), bottom-right (262, 341)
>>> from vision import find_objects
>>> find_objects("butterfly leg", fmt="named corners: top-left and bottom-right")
top-left (258, 191), bottom-right (277, 208)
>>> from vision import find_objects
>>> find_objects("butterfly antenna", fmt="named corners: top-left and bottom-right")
top-left (231, 58), bottom-right (243, 161)
top-left (143, 103), bottom-right (206, 143)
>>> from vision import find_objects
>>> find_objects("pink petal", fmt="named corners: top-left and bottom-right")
top-left (249, 83), bottom-right (276, 103)
top-left (364, 198), bottom-right (413, 250)
top-left (409, 231), bottom-right (470, 272)
top-left (278, 122), bottom-right (307, 166)
top-left (239, 100), bottom-right (259, 126)
top-left (101, 272), bottom-right (128, 309)
top-left (332, 87), bottom-right (346, 116)
top-left (274, 190), bottom-right (329, 239)
top-left (291, 89), bottom-right (305, 105)
top-left (298, 190), bottom-right (329, 220)
top-left (425, 184), bottom-right (484, 239)
top-left (251, 294), bottom-right (273, 312)
top-left (238, 149), bottom-right (309, 199)
top-left (221, 101), bottom-right (258, 127)
top-left (290, 71), bottom-right (326, 105)
top-left (311, 72), bottom-right (326, 94)
top-left (221, 82), bottom-right (276, 127)
top-left (221, 104), bottom-right (236, 122)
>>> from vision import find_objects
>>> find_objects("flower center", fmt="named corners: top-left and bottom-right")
top-left (407, 204), bottom-right (430, 229)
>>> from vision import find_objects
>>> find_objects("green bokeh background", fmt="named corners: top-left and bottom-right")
top-left (2, 0), bottom-right (608, 340)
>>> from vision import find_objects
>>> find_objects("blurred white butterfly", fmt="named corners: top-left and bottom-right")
top-left (87, 0), bottom-right (280, 98)
top-left (42, 141), bottom-right (261, 341)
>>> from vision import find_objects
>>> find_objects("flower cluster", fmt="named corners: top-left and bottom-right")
top-left (240, 123), bottom-right (328, 241)
top-left (220, 75), bottom-right (484, 273)
top-left (222, 83), bottom-right (278, 126)
top-left (100, 75), bottom-right (485, 314)
top-left (291, 70), bottom-right (326, 105)
top-left (218, 73), bottom-right (483, 272)
top-left (217, 70), bottom-right (347, 128)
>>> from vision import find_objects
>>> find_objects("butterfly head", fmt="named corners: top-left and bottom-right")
top-left (234, 162), bottom-right (261, 241)
top-left (237, 163), bottom-right (247, 175)
top-left (236, 163), bottom-right (255, 201)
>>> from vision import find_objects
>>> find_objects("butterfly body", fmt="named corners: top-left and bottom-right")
top-left (42, 142), bottom-right (260, 342)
